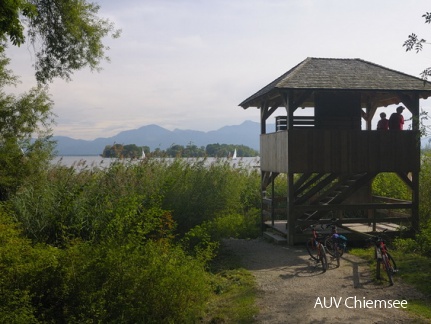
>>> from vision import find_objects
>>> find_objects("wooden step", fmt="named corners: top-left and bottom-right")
top-left (263, 231), bottom-right (287, 245)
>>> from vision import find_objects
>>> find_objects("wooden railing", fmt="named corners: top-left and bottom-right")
top-left (260, 129), bottom-right (420, 173)
top-left (275, 115), bottom-right (315, 131)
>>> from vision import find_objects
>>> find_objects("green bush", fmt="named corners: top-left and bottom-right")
top-left (372, 172), bottom-right (410, 200)
top-left (53, 240), bottom-right (210, 323)
top-left (0, 206), bottom-right (212, 323)
top-left (419, 152), bottom-right (431, 224)
top-left (161, 159), bottom-right (261, 234)
top-left (0, 210), bottom-right (60, 323)
top-left (2, 157), bottom-right (265, 322)
top-left (378, 152), bottom-right (431, 255)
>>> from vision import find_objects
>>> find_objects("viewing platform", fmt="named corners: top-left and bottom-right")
top-left (239, 58), bottom-right (431, 245)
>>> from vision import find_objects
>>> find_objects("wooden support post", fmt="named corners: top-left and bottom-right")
top-left (286, 92), bottom-right (296, 245)
top-left (260, 103), bottom-right (267, 135)
top-left (271, 176), bottom-right (275, 227)
top-left (287, 172), bottom-right (295, 245)
top-left (260, 171), bottom-right (266, 235)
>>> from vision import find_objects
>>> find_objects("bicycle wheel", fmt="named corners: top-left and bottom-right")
top-left (382, 252), bottom-right (397, 286)
top-left (318, 244), bottom-right (328, 272)
top-left (306, 239), bottom-right (319, 261)
top-left (334, 242), bottom-right (340, 268)
top-left (324, 235), bottom-right (344, 258)
top-left (389, 253), bottom-right (398, 277)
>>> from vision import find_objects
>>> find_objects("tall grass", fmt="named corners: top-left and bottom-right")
top-left (9, 158), bottom-right (261, 245)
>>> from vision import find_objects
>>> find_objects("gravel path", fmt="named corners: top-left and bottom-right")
top-left (222, 238), bottom-right (427, 324)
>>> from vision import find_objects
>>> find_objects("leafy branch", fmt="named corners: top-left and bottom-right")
top-left (403, 12), bottom-right (431, 79)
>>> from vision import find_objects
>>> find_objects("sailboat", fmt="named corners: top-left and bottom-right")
top-left (232, 148), bottom-right (237, 160)
top-left (141, 149), bottom-right (146, 159)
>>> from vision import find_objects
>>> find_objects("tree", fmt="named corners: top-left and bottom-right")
top-left (166, 144), bottom-right (184, 157)
top-left (101, 143), bottom-right (144, 159)
top-left (0, 0), bottom-right (120, 84)
top-left (0, 47), bottom-right (54, 200)
top-left (403, 12), bottom-right (431, 79)
top-left (0, 1), bottom-right (119, 199)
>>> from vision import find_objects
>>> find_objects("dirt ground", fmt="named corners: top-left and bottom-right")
top-left (222, 237), bottom-right (427, 324)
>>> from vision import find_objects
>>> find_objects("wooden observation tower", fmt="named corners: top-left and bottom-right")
top-left (239, 57), bottom-right (431, 245)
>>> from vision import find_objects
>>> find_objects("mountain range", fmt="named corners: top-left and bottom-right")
top-left (53, 120), bottom-right (264, 156)
top-left (53, 120), bottom-right (431, 156)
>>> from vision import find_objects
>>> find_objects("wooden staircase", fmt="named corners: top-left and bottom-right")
top-left (295, 172), bottom-right (376, 223)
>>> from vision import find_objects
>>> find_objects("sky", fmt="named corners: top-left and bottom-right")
top-left (5, 0), bottom-right (431, 140)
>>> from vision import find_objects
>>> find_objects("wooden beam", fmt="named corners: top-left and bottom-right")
top-left (295, 173), bottom-right (339, 205)
top-left (293, 90), bottom-right (313, 110)
top-left (397, 92), bottom-right (414, 112)
top-left (396, 172), bottom-right (413, 189)
top-left (293, 173), bottom-right (313, 191)
top-left (294, 173), bottom-right (326, 197)
top-left (263, 104), bottom-right (280, 120)
top-left (261, 171), bottom-right (279, 190)
top-left (294, 202), bottom-right (413, 212)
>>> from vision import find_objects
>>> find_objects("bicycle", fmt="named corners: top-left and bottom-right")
top-left (305, 225), bottom-right (328, 272)
top-left (323, 221), bottom-right (347, 268)
top-left (367, 235), bottom-right (397, 286)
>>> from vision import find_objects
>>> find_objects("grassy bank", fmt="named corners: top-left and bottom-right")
top-left (2, 153), bottom-right (431, 322)
top-left (349, 247), bottom-right (431, 320)
top-left (204, 245), bottom-right (258, 323)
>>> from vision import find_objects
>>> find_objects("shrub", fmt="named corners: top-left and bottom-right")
top-left (54, 240), bottom-right (211, 323)
top-left (161, 158), bottom-right (261, 235)
top-left (182, 209), bottom-right (261, 256)
top-left (0, 205), bottom-right (212, 323)
top-left (372, 172), bottom-right (410, 200)
top-left (0, 210), bottom-right (60, 323)
top-left (3, 157), bottom-right (264, 321)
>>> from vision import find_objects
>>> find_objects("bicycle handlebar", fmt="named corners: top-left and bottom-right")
top-left (366, 236), bottom-right (385, 245)
top-left (299, 219), bottom-right (342, 233)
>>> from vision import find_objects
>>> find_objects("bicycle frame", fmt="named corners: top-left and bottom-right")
top-left (370, 236), bottom-right (397, 286)
top-left (305, 225), bottom-right (328, 272)
top-left (323, 221), bottom-right (347, 268)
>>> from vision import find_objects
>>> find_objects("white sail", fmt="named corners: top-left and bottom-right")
top-left (141, 149), bottom-right (146, 159)
top-left (232, 148), bottom-right (237, 159)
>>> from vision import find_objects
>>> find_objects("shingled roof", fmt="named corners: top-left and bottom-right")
top-left (239, 57), bottom-right (431, 108)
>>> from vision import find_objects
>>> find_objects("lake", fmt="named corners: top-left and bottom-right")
top-left (52, 156), bottom-right (261, 170)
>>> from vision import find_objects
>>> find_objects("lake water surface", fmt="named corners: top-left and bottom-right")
top-left (52, 156), bottom-right (260, 170)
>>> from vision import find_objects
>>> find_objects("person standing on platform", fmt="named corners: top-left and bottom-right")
top-left (388, 106), bottom-right (405, 130)
top-left (377, 112), bottom-right (389, 130)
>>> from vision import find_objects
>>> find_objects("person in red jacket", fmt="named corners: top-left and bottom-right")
top-left (377, 112), bottom-right (389, 130)
top-left (388, 106), bottom-right (405, 130)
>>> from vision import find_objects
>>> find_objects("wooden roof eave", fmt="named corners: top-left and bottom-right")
top-left (239, 89), bottom-right (282, 109)
top-left (240, 88), bottom-right (431, 110)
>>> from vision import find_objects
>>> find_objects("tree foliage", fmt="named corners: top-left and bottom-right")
top-left (0, 47), bottom-right (54, 200)
top-left (164, 143), bottom-right (259, 158)
top-left (205, 143), bottom-right (259, 158)
top-left (0, 0), bottom-right (119, 197)
top-left (404, 12), bottom-right (431, 79)
top-left (101, 143), bottom-right (144, 159)
top-left (101, 142), bottom-right (259, 158)
top-left (0, 0), bottom-right (36, 46)
top-left (0, 0), bottom-right (120, 84)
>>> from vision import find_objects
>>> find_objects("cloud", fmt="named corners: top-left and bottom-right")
top-left (4, 0), bottom-right (431, 139)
